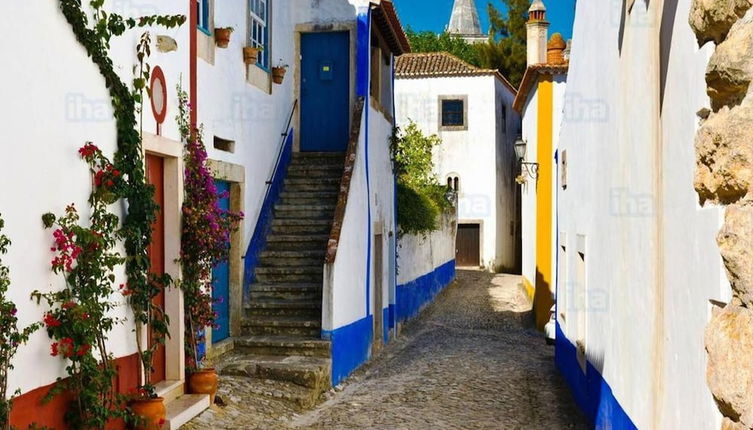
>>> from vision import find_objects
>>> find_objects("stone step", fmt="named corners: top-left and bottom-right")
top-left (279, 196), bottom-right (338, 207)
top-left (246, 299), bottom-right (321, 318)
top-left (255, 266), bottom-right (323, 283)
top-left (265, 234), bottom-right (329, 251)
top-left (280, 191), bottom-right (339, 201)
top-left (285, 177), bottom-right (341, 186)
top-left (163, 394), bottom-right (210, 430)
top-left (249, 289), bottom-right (321, 303)
top-left (271, 220), bottom-right (332, 234)
top-left (234, 335), bottom-right (331, 358)
top-left (249, 283), bottom-right (323, 294)
top-left (286, 167), bottom-right (343, 179)
top-left (259, 255), bottom-right (323, 267)
top-left (292, 151), bottom-right (345, 161)
top-left (220, 354), bottom-right (331, 392)
top-left (243, 316), bottom-right (322, 337)
top-left (274, 204), bottom-right (336, 219)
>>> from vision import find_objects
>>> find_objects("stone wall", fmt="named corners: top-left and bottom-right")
top-left (690, 2), bottom-right (753, 428)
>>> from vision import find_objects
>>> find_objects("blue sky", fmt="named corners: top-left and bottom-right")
top-left (393, 0), bottom-right (576, 41)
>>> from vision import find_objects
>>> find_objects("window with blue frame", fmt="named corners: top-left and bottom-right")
top-left (249, 0), bottom-right (269, 69)
top-left (197, 0), bottom-right (210, 34)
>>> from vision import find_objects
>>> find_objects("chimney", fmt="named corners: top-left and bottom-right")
top-left (526, 0), bottom-right (549, 66)
top-left (547, 33), bottom-right (567, 64)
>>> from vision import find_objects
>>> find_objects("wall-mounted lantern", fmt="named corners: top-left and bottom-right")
top-left (515, 138), bottom-right (539, 183)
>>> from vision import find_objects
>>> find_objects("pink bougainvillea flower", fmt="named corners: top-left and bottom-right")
top-left (44, 313), bottom-right (62, 328)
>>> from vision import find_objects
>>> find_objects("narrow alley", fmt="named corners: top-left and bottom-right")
top-left (185, 270), bottom-right (587, 429)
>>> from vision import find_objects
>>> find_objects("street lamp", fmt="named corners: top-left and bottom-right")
top-left (514, 138), bottom-right (539, 181)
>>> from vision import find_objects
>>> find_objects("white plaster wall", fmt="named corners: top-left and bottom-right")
top-left (520, 92), bottom-right (539, 287)
top-left (395, 75), bottom-right (517, 270)
top-left (368, 107), bottom-right (397, 319)
top-left (0, 0), bottom-right (189, 395)
top-left (557, 0), bottom-right (723, 427)
top-left (397, 212), bottom-right (457, 286)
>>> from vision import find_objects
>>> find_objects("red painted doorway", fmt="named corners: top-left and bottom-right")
top-left (146, 154), bottom-right (167, 384)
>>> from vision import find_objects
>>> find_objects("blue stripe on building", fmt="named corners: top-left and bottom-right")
top-left (555, 323), bottom-right (637, 429)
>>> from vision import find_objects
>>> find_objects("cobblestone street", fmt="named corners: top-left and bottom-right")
top-left (185, 270), bottom-right (587, 429)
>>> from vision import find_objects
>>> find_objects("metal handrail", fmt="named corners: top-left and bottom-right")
top-left (265, 99), bottom-right (298, 188)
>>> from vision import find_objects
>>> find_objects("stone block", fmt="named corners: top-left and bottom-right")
top-left (690, 0), bottom-right (753, 45)
top-left (718, 205), bottom-right (753, 307)
top-left (707, 9), bottom-right (753, 110)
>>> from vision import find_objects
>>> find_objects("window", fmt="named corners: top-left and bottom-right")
top-left (197, 0), bottom-right (210, 34)
top-left (249, 0), bottom-right (269, 69)
top-left (439, 96), bottom-right (467, 130)
top-left (447, 175), bottom-right (460, 192)
top-left (500, 105), bottom-right (507, 131)
top-left (213, 136), bottom-right (235, 153)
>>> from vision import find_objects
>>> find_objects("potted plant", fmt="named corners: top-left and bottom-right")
top-left (214, 27), bottom-right (233, 48)
top-left (176, 86), bottom-right (242, 405)
top-left (129, 394), bottom-right (166, 430)
top-left (243, 45), bottom-right (262, 65)
top-left (272, 60), bottom-right (288, 84)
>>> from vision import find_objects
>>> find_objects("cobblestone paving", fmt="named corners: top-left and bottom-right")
top-left (184, 270), bottom-right (588, 429)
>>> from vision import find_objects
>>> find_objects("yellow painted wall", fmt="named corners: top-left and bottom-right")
top-left (534, 77), bottom-right (554, 330)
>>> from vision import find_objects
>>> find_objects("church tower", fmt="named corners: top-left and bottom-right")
top-left (448, 0), bottom-right (487, 44)
top-left (526, 0), bottom-right (550, 66)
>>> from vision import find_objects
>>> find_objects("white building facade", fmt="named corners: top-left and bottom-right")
top-left (555, 0), bottom-right (726, 428)
top-left (395, 52), bottom-right (521, 272)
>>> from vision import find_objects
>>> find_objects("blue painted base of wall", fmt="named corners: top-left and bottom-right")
top-left (323, 315), bottom-right (373, 386)
top-left (555, 322), bottom-right (637, 429)
top-left (396, 260), bottom-right (456, 323)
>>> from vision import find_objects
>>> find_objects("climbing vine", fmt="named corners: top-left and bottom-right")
top-left (56, 0), bottom-right (185, 398)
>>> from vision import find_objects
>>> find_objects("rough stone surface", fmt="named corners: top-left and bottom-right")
top-left (722, 417), bottom-right (750, 430)
top-left (689, 0), bottom-right (753, 45)
top-left (694, 95), bottom-right (753, 205)
top-left (717, 205), bottom-right (753, 308)
top-left (705, 305), bottom-right (753, 427)
top-left (184, 271), bottom-right (587, 429)
top-left (707, 9), bottom-right (753, 110)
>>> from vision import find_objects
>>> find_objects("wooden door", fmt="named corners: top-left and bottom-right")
top-left (456, 224), bottom-right (480, 267)
top-left (146, 154), bottom-right (166, 384)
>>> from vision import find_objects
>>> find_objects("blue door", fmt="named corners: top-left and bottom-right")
top-left (212, 180), bottom-right (231, 343)
top-left (300, 32), bottom-right (350, 152)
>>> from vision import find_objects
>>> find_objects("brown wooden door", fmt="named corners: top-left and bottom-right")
top-left (456, 224), bottom-right (480, 267)
top-left (146, 154), bottom-right (166, 384)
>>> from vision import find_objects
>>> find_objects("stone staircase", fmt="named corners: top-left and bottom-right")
top-left (221, 152), bottom-right (344, 409)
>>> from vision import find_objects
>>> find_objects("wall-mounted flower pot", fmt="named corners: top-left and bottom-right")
top-left (243, 47), bottom-right (260, 65)
top-left (215, 28), bottom-right (233, 48)
top-left (130, 397), bottom-right (166, 430)
top-left (272, 67), bottom-right (287, 85)
top-left (189, 368), bottom-right (219, 404)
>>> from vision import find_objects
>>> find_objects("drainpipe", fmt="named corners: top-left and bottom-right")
top-left (189, 0), bottom-right (198, 129)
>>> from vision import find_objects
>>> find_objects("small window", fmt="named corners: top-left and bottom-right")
top-left (249, 0), bottom-right (269, 69)
top-left (439, 96), bottom-right (467, 130)
top-left (442, 100), bottom-right (464, 126)
top-left (500, 105), bottom-right (507, 131)
top-left (213, 136), bottom-right (235, 153)
top-left (197, 0), bottom-right (210, 34)
top-left (446, 175), bottom-right (460, 192)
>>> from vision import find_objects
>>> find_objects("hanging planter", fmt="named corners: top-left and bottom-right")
top-left (272, 60), bottom-right (289, 85)
top-left (243, 46), bottom-right (262, 65)
top-left (188, 368), bottom-right (219, 404)
top-left (130, 397), bottom-right (166, 430)
top-left (214, 27), bottom-right (234, 48)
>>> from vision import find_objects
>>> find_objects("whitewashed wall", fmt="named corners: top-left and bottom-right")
top-left (0, 0), bottom-right (189, 395)
top-left (397, 212), bottom-right (457, 286)
top-left (395, 74), bottom-right (517, 271)
top-left (557, 0), bottom-right (724, 427)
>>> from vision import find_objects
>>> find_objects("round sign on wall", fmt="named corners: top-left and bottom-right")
top-left (150, 66), bottom-right (168, 129)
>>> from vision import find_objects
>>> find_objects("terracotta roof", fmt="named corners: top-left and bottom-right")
top-left (395, 52), bottom-right (517, 94)
top-left (512, 63), bottom-right (569, 113)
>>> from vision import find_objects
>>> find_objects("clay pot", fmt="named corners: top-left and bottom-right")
top-left (243, 47), bottom-right (260, 65)
top-left (215, 28), bottom-right (232, 48)
top-left (188, 368), bottom-right (219, 404)
top-left (272, 67), bottom-right (287, 85)
top-left (130, 397), bottom-right (166, 430)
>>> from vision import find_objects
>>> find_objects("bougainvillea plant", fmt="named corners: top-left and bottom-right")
top-left (0, 216), bottom-right (42, 430)
top-left (56, 0), bottom-right (185, 401)
top-left (176, 85), bottom-right (243, 371)
top-left (32, 143), bottom-right (132, 429)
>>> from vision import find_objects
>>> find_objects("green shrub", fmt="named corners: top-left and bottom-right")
top-left (396, 182), bottom-right (439, 236)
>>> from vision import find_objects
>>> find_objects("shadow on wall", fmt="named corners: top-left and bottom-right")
top-left (534, 268), bottom-right (554, 330)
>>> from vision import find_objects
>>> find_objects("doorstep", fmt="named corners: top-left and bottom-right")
top-left (162, 393), bottom-right (210, 430)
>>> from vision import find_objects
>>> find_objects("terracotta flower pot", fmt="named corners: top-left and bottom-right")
top-left (215, 28), bottom-right (232, 48)
top-left (243, 47), bottom-right (260, 65)
top-left (272, 67), bottom-right (287, 85)
top-left (130, 397), bottom-right (166, 430)
top-left (189, 368), bottom-right (219, 404)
